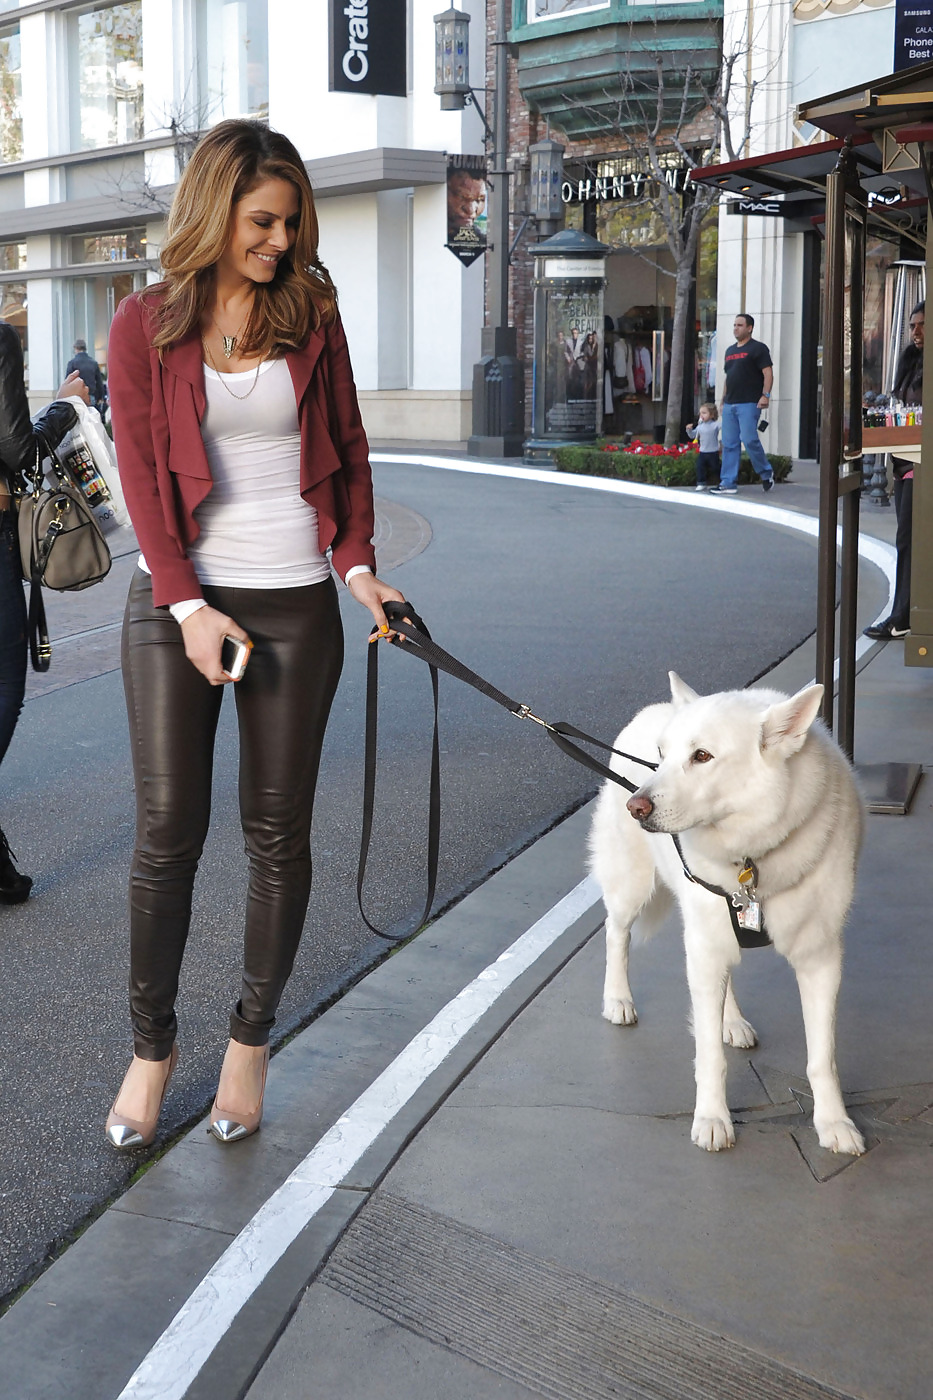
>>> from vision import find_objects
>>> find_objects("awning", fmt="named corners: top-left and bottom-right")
top-left (689, 133), bottom-right (883, 201)
top-left (689, 132), bottom-right (925, 238)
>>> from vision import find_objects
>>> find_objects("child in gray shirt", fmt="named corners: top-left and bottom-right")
top-left (686, 404), bottom-right (721, 491)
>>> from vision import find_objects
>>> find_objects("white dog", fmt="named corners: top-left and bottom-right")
top-left (588, 673), bottom-right (865, 1156)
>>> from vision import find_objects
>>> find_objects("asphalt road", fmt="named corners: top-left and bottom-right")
top-left (0, 461), bottom-right (820, 1308)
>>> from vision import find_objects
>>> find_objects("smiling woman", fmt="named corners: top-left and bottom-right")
top-left (105, 120), bottom-right (405, 1158)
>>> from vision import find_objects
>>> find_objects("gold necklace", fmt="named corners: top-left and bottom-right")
top-left (202, 337), bottom-right (263, 400)
top-left (210, 311), bottom-right (249, 359)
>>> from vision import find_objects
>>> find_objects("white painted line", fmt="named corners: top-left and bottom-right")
top-left (117, 875), bottom-right (602, 1400)
top-left (371, 453), bottom-right (898, 673)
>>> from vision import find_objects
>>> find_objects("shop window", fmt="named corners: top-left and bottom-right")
top-left (69, 228), bottom-right (147, 264)
top-left (71, 3), bottom-right (144, 151)
top-left (68, 269), bottom-right (145, 377)
top-left (0, 279), bottom-right (26, 383)
top-left (0, 22), bottom-right (22, 165)
top-left (529, 0), bottom-right (609, 18)
top-left (197, 0), bottom-right (269, 123)
top-left (0, 239), bottom-right (25, 270)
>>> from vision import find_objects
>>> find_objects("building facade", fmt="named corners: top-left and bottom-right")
top-left (494, 0), bottom-right (724, 443)
top-left (0, 0), bottom-right (486, 440)
top-left (717, 0), bottom-right (904, 460)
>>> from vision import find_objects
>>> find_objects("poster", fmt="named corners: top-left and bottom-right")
top-left (544, 289), bottom-right (602, 435)
top-left (446, 156), bottom-right (487, 267)
top-left (894, 0), bottom-right (933, 69)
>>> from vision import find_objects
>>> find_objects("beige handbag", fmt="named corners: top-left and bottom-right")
top-left (17, 443), bottom-right (111, 671)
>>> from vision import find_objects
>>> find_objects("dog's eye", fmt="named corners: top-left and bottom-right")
top-left (692, 749), bottom-right (713, 764)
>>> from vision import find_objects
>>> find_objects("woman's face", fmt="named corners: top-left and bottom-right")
top-left (217, 177), bottom-right (301, 287)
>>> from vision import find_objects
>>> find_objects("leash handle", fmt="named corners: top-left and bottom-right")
top-left (357, 601), bottom-right (440, 942)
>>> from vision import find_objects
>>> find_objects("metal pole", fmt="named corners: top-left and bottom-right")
top-left (816, 164), bottom-right (846, 733)
top-left (488, 0), bottom-right (509, 335)
top-left (467, 0), bottom-right (524, 456)
top-left (837, 205), bottom-right (864, 761)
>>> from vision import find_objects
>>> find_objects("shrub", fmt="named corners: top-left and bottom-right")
top-left (552, 439), bottom-right (793, 488)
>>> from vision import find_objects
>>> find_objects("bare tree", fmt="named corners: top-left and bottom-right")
top-left (558, 13), bottom-right (785, 443)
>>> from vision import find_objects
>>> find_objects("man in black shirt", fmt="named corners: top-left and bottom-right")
top-left (711, 313), bottom-right (773, 495)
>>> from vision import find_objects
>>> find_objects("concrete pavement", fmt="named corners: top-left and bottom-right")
top-left (2, 452), bottom-right (930, 1400)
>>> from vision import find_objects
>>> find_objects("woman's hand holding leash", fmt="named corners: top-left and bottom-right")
top-left (180, 604), bottom-right (251, 685)
top-left (347, 571), bottom-right (408, 641)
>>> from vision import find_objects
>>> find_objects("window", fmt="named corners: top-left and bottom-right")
top-left (0, 240), bottom-right (25, 271)
top-left (0, 281), bottom-right (26, 384)
top-left (72, 3), bottom-right (144, 151)
top-left (0, 23), bottom-right (22, 164)
top-left (530, 0), bottom-right (609, 19)
top-left (197, 0), bottom-right (269, 122)
top-left (69, 228), bottom-right (147, 264)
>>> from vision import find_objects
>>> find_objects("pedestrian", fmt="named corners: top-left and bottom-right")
top-left (685, 402), bottom-right (720, 491)
top-left (0, 324), bottom-right (89, 902)
top-left (864, 299), bottom-right (923, 641)
top-left (64, 338), bottom-right (106, 412)
top-left (104, 119), bottom-right (405, 1151)
top-left (711, 312), bottom-right (774, 495)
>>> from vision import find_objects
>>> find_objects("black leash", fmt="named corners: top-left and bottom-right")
top-left (358, 601), bottom-right (770, 949)
top-left (357, 601), bottom-right (656, 942)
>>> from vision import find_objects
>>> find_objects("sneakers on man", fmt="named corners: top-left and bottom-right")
top-left (694, 483), bottom-right (708, 492)
top-left (709, 485), bottom-right (737, 495)
top-left (0, 827), bottom-right (32, 904)
top-left (762, 477), bottom-right (774, 492)
top-left (863, 618), bottom-right (910, 641)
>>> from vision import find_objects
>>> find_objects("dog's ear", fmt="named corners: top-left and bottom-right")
top-left (760, 684), bottom-right (824, 755)
top-left (669, 672), bottom-right (700, 707)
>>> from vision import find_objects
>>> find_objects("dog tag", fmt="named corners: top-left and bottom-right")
top-left (736, 899), bottom-right (762, 933)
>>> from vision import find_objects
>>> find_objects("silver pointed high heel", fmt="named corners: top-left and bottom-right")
top-left (105, 1044), bottom-right (179, 1151)
top-left (209, 1043), bottom-right (269, 1144)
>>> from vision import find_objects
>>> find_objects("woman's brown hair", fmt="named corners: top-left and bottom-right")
top-left (147, 120), bottom-right (337, 354)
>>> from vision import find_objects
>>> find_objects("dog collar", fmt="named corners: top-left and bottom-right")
top-left (670, 836), bottom-right (772, 949)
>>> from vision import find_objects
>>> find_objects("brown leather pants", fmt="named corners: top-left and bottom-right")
top-left (122, 569), bottom-right (343, 1059)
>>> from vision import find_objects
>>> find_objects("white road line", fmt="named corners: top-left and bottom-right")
top-left (118, 454), bottom-right (895, 1398)
top-left (117, 876), bottom-right (601, 1400)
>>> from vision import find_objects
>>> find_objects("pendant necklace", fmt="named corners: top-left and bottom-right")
top-left (211, 310), bottom-right (249, 360)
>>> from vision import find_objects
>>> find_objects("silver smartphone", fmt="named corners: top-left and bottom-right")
top-left (221, 635), bottom-right (252, 680)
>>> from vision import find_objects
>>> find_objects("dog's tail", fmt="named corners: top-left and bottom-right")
top-left (632, 881), bottom-right (674, 944)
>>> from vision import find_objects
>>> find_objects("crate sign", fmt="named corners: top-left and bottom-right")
top-left (329, 0), bottom-right (406, 96)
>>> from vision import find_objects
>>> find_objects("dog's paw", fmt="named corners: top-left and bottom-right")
top-left (602, 996), bottom-right (638, 1026)
top-left (723, 1016), bottom-right (758, 1049)
top-left (815, 1118), bottom-right (866, 1156)
top-left (691, 1114), bottom-right (736, 1151)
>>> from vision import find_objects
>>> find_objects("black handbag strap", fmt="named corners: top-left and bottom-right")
top-left (26, 577), bottom-right (50, 672)
top-left (357, 601), bottom-right (657, 942)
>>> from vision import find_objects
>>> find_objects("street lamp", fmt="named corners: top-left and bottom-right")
top-left (529, 138), bottom-right (565, 237)
top-left (434, 3), bottom-right (525, 456)
top-left (434, 8), bottom-right (471, 111)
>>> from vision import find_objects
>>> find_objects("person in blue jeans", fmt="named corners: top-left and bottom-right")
top-left (711, 313), bottom-right (774, 495)
top-left (0, 322), bottom-right (88, 901)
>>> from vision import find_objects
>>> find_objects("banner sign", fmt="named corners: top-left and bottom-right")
top-left (329, 0), bottom-right (406, 97)
top-left (894, 0), bottom-right (933, 70)
top-left (446, 156), bottom-right (487, 267)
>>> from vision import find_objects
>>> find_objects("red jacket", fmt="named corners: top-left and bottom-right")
top-left (107, 290), bottom-right (377, 608)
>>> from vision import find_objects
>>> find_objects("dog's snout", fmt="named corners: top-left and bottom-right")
top-left (627, 793), bottom-right (654, 822)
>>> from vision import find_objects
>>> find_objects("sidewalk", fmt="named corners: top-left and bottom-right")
top-left (2, 452), bottom-right (930, 1400)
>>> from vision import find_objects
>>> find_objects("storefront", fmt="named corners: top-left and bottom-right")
top-left (561, 154), bottom-right (718, 440)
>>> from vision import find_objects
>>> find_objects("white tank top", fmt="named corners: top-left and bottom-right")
top-left (183, 357), bottom-right (331, 588)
